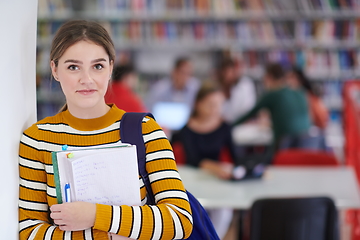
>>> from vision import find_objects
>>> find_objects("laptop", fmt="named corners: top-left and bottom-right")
top-left (152, 102), bottom-right (190, 131)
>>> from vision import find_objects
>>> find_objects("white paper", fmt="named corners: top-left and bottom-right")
top-left (56, 146), bottom-right (141, 206)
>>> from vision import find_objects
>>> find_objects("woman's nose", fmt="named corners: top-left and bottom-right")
top-left (79, 69), bottom-right (94, 84)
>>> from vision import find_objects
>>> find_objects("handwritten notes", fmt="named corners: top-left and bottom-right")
top-left (54, 146), bottom-right (141, 206)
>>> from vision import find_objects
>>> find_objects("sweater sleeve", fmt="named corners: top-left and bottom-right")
top-left (19, 125), bottom-right (109, 240)
top-left (93, 117), bottom-right (193, 239)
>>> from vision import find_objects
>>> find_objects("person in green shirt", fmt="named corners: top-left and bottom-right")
top-left (233, 63), bottom-right (320, 155)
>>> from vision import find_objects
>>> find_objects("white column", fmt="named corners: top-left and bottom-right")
top-left (0, 1), bottom-right (38, 239)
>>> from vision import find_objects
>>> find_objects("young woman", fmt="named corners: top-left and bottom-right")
top-left (19, 20), bottom-right (192, 240)
top-left (171, 82), bottom-right (236, 239)
top-left (171, 82), bottom-right (237, 179)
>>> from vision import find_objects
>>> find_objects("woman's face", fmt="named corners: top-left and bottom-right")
top-left (221, 67), bottom-right (236, 85)
top-left (51, 40), bottom-right (113, 118)
top-left (196, 91), bottom-right (225, 118)
top-left (173, 62), bottom-right (193, 90)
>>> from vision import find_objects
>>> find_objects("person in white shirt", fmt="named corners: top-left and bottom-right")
top-left (146, 57), bottom-right (200, 113)
top-left (217, 58), bottom-right (257, 124)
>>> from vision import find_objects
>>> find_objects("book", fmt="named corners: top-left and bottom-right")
top-left (52, 145), bottom-right (141, 206)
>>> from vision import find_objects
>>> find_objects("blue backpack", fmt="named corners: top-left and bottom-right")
top-left (120, 112), bottom-right (220, 240)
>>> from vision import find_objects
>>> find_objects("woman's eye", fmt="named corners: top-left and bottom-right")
top-left (68, 65), bottom-right (79, 70)
top-left (94, 64), bottom-right (103, 70)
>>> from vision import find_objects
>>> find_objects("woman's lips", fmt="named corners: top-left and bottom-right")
top-left (76, 89), bottom-right (97, 95)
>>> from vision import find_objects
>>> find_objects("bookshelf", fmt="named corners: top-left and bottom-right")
top-left (36, 0), bottom-right (359, 142)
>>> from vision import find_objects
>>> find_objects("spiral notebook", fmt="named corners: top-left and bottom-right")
top-left (52, 145), bottom-right (141, 206)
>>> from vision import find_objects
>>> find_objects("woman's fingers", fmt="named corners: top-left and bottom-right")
top-left (50, 204), bottom-right (62, 212)
top-left (50, 212), bottom-right (62, 220)
top-left (59, 225), bottom-right (72, 231)
top-left (53, 219), bottom-right (66, 225)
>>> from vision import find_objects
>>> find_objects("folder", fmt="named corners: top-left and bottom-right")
top-left (52, 145), bottom-right (141, 206)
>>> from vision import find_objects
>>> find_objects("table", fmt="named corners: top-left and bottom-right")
top-left (178, 166), bottom-right (360, 209)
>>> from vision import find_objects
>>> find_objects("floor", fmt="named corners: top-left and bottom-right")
top-left (222, 210), bottom-right (352, 240)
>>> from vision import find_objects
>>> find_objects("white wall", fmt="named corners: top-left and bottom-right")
top-left (0, 1), bottom-right (38, 239)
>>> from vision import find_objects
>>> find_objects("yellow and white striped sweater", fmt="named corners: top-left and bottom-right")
top-left (19, 105), bottom-right (193, 240)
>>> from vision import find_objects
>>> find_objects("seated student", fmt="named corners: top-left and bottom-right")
top-left (171, 82), bottom-right (235, 239)
top-left (105, 64), bottom-right (147, 112)
top-left (233, 63), bottom-right (321, 155)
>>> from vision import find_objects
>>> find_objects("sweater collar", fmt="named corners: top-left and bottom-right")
top-left (61, 104), bottom-right (125, 131)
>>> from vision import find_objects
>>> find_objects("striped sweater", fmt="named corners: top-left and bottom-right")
top-left (19, 105), bottom-right (193, 240)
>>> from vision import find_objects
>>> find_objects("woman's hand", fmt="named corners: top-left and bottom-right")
top-left (217, 162), bottom-right (234, 180)
top-left (200, 159), bottom-right (234, 180)
top-left (50, 202), bottom-right (96, 231)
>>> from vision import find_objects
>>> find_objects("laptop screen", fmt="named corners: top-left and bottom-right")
top-left (152, 102), bottom-right (190, 131)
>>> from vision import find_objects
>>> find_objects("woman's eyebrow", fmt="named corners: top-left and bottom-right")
top-left (63, 58), bottom-right (107, 64)
top-left (64, 59), bottom-right (82, 64)
top-left (91, 58), bottom-right (107, 63)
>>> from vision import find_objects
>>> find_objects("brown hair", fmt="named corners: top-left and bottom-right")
top-left (191, 81), bottom-right (221, 118)
top-left (50, 20), bottom-right (116, 112)
top-left (216, 58), bottom-right (236, 83)
top-left (173, 57), bottom-right (190, 70)
top-left (112, 64), bottom-right (135, 82)
top-left (215, 58), bottom-right (237, 99)
top-left (265, 62), bottom-right (285, 81)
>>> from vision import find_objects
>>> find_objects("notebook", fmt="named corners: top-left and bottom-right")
top-left (52, 145), bottom-right (141, 206)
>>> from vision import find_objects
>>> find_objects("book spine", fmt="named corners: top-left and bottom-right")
top-left (51, 152), bottom-right (63, 204)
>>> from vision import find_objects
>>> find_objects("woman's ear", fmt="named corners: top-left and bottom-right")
top-left (50, 60), bottom-right (59, 81)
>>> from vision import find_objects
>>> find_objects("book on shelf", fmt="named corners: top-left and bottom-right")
top-left (238, 47), bottom-right (360, 80)
top-left (35, 0), bottom-right (360, 121)
top-left (37, 17), bottom-right (360, 48)
top-left (38, 0), bottom-right (73, 16)
top-left (52, 145), bottom-right (141, 206)
top-left (212, 0), bottom-right (236, 15)
top-left (37, 0), bottom-right (360, 17)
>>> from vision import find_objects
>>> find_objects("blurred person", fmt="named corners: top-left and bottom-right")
top-left (286, 66), bottom-right (329, 150)
top-left (171, 82), bottom-right (236, 239)
top-left (233, 63), bottom-right (321, 154)
top-left (287, 67), bottom-right (329, 129)
top-left (145, 57), bottom-right (200, 112)
top-left (105, 64), bottom-right (147, 112)
top-left (216, 58), bottom-right (256, 124)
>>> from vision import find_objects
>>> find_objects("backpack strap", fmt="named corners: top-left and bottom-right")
top-left (119, 112), bottom-right (156, 204)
